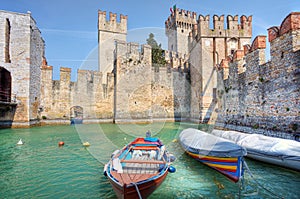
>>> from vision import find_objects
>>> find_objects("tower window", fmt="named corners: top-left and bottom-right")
top-left (182, 29), bottom-right (184, 33)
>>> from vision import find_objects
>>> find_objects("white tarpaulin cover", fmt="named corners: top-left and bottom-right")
top-left (211, 129), bottom-right (300, 170)
top-left (179, 128), bottom-right (247, 157)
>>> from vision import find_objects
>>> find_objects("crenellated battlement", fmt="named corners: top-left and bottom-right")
top-left (41, 64), bottom-right (114, 87)
top-left (227, 15), bottom-right (239, 29)
top-left (165, 8), bottom-right (197, 33)
top-left (164, 50), bottom-right (189, 70)
top-left (213, 15), bottom-right (225, 30)
top-left (115, 41), bottom-right (152, 67)
top-left (240, 15), bottom-right (252, 29)
top-left (196, 14), bottom-right (252, 38)
top-left (175, 8), bottom-right (197, 19)
top-left (219, 35), bottom-right (266, 80)
top-left (165, 7), bottom-right (198, 55)
top-left (268, 12), bottom-right (300, 45)
top-left (98, 10), bottom-right (127, 34)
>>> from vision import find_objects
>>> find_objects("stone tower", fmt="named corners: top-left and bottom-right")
top-left (0, 10), bottom-right (45, 127)
top-left (165, 8), bottom-right (197, 55)
top-left (98, 10), bottom-right (127, 82)
top-left (189, 14), bottom-right (252, 123)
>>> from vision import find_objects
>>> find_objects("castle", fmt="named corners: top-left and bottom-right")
top-left (0, 9), bottom-right (299, 139)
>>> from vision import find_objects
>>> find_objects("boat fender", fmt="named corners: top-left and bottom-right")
top-left (169, 154), bottom-right (176, 162)
top-left (111, 150), bottom-right (120, 158)
top-left (168, 165), bottom-right (176, 173)
top-left (58, 141), bottom-right (64, 147)
top-left (103, 164), bottom-right (108, 176)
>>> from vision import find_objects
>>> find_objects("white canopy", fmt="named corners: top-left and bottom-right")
top-left (179, 128), bottom-right (247, 157)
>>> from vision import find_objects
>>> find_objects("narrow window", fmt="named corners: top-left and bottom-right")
top-left (5, 18), bottom-right (11, 63)
top-left (0, 67), bottom-right (12, 102)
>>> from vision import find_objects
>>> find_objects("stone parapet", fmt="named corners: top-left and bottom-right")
top-left (197, 14), bottom-right (252, 38)
top-left (98, 10), bottom-right (127, 34)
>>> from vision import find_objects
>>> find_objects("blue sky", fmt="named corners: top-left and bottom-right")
top-left (1, 0), bottom-right (299, 80)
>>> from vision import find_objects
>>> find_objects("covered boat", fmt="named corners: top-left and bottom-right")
top-left (179, 128), bottom-right (247, 182)
top-left (212, 129), bottom-right (300, 171)
top-left (104, 137), bottom-right (175, 199)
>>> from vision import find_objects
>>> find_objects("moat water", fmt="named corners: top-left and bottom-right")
top-left (0, 122), bottom-right (299, 199)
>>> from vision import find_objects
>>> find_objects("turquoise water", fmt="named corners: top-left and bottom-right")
top-left (0, 122), bottom-right (299, 199)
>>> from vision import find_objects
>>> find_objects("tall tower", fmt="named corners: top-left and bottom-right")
top-left (98, 10), bottom-right (127, 80)
top-left (0, 10), bottom-right (45, 127)
top-left (189, 14), bottom-right (252, 123)
top-left (165, 8), bottom-right (197, 55)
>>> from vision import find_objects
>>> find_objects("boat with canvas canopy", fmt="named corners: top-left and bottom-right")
top-left (211, 129), bottom-right (300, 171)
top-left (179, 128), bottom-right (247, 182)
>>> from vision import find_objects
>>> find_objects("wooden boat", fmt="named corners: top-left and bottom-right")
top-left (103, 136), bottom-right (176, 199)
top-left (179, 128), bottom-right (247, 183)
top-left (212, 129), bottom-right (300, 171)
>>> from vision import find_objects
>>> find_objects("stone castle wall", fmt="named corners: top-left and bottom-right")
top-left (216, 12), bottom-right (300, 139)
top-left (40, 63), bottom-right (115, 124)
top-left (114, 42), bottom-right (152, 122)
top-left (0, 10), bottom-right (44, 128)
top-left (40, 41), bottom-right (191, 124)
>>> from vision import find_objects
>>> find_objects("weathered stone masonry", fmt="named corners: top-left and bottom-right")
top-left (215, 12), bottom-right (300, 139)
top-left (40, 61), bottom-right (115, 124)
top-left (0, 10), bottom-right (44, 128)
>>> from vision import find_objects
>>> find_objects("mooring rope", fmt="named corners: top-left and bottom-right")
top-left (243, 160), bottom-right (284, 199)
top-left (132, 182), bottom-right (142, 199)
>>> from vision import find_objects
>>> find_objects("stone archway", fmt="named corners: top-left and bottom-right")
top-left (0, 67), bottom-right (11, 102)
top-left (70, 106), bottom-right (83, 124)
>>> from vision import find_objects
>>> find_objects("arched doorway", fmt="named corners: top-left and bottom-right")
top-left (0, 67), bottom-right (11, 102)
top-left (70, 106), bottom-right (83, 124)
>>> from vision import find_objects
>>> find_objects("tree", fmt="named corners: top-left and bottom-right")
top-left (146, 33), bottom-right (166, 66)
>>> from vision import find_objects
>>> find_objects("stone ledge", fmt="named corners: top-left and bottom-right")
top-left (214, 122), bottom-right (298, 140)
